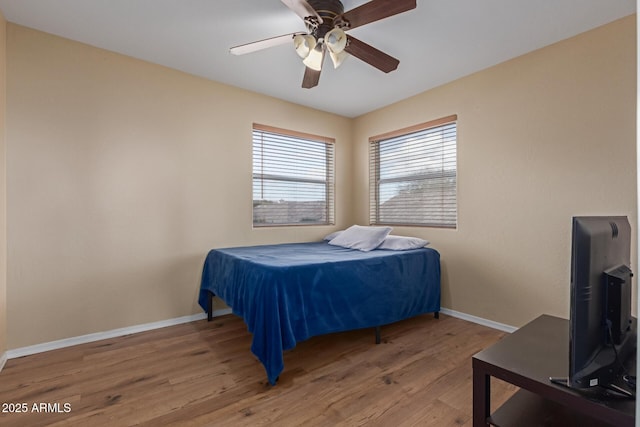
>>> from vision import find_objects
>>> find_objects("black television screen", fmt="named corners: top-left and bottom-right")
top-left (569, 216), bottom-right (636, 394)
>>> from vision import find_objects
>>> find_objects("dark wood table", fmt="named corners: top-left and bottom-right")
top-left (472, 314), bottom-right (635, 426)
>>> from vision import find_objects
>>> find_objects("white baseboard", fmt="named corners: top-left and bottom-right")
top-left (6, 308), bottom-right (233, 359)
top-left (6, 307), bottom-right (511, 360)
top-left (440, 308), bottom-right (518, 333)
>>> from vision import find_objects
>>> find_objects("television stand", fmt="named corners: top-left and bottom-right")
top-left (472, 314), bottom-right (635, 426)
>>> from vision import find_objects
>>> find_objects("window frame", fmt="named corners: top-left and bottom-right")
top-left (252, 123), bottom-right (335, 227)
top-left (369, 114), bottom-right (458, 229)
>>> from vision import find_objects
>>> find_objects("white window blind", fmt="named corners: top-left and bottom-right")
top-left (253, 124), bottom-right (335, 226)
top-left (369, 115), bottom-right (457, 228)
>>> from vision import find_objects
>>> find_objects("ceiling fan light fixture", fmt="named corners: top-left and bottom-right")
top-left (329, 50), bottom-right (348, 69)
top-left (293, 34), bottom-right (316, 59)
top-left (325, 27), bottom-right (347, 53)
top-left (302, 42), bottom-right (324, 71)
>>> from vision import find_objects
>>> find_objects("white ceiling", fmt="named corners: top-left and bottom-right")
top-left (0, 0), bottom-right (635, 117)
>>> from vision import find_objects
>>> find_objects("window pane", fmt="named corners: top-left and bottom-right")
top-left (370, 120), bottom-right (457, 228)
top-left (253, 126), bottom-right (335, 226)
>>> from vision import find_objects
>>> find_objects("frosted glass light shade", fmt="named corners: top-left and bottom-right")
top-left (303, 43), bottom-right (324, 71)
top-left (293, 34), bottom-right (316, 59)
top-left (325, 28), bottom-right (347, 53)
top-left (329, 50), bottom-right (348, 69)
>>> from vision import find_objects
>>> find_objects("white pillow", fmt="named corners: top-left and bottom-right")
top-left (328, 225), bottom-right (392, 251)
top-left (323, 230), bottom-right (343, 241)
top-left (378, 235), bottom-right (430, 250)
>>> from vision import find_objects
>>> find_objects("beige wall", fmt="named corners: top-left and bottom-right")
top-left (6, 24), bottom-right (353, 348)
top-left (353, 15), bottom-right (637, 327)
top-left (0, 10), bottom-right (6, 358)
top-left (3, 15), bottom-right (636, 349)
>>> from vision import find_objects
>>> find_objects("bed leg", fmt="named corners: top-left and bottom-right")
top-left (375, 326), bottom-right (381, 344)
top-left (207, 291), bottom-right (214, 322)
top-left (434, 311), bottom-right (439, 319)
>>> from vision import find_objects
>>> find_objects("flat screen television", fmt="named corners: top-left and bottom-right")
top-left (568, 216), bottom-right (636, 396)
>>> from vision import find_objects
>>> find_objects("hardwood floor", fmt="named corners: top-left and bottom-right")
top-left (0, 313), bottom-right (516, 426)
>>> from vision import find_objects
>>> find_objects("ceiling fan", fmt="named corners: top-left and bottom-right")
top-left (230, 0), bottom-right (417, 89)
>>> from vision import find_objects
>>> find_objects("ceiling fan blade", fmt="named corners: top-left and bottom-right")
top-left (302, 67), bottom-right (321, 89)
top-left (341, 0), bottom-right (416, 30)
top-left (281, 0), bottom-right (323, 24)
top-left (344, 36), bottom-right (399, 73)
top-left (230, 33), bottom-right (303, 55)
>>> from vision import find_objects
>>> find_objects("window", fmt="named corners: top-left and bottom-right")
top-left (369, 115), bottom-right (457, 228)
top-left (253, 124), bottom-right (335, 226)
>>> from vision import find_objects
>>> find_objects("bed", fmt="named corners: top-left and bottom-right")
top-left (198, 241), bottom-right (440, 385)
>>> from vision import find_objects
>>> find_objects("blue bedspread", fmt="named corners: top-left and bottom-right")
top-left (198, 242), bottom-right (440, 384)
